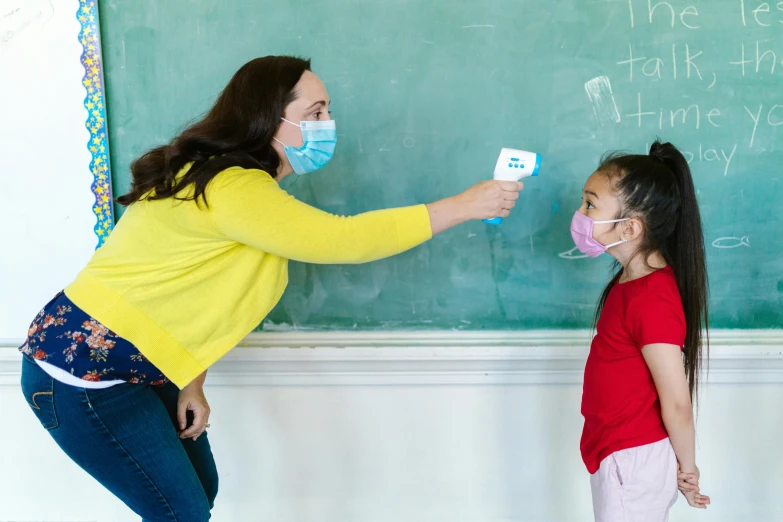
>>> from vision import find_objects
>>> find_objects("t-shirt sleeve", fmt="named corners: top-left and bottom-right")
top-left (627, 291), bottom-right (686, 349)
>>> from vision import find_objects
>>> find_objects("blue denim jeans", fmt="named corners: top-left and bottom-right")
top-left (20, 355), bottom-right (218, 521)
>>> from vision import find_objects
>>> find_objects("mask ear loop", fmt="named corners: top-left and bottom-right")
top-left (273, 117), bottom-right (304, 148)
top-left (280, 118), bottom-right (301, 128)
top-left (604, 238), bottom-right (628, 249)
top-left (593, 218), bottom-right (630, 225)
top-left (597, 217), bottom-right (631, 250)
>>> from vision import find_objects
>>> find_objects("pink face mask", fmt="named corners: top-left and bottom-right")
top-left (570, 211), bottom-right (629, 258)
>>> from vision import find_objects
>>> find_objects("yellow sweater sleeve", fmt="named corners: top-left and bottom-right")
top-left (208, 168), bottom-right (433, 264)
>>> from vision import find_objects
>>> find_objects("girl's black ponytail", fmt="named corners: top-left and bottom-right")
top-left (649, 141), bottom-right (709, 400)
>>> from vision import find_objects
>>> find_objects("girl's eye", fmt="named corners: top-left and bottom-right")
top-left (586, 201), bottom-right (595, 210)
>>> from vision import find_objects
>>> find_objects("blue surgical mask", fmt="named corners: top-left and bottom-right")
top-left (273, 118), bottom-right (337, 175)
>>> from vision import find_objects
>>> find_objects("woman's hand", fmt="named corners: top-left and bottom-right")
top-left (177, 372), bottom-right (210, 441)
top-left (457, 180), bottom-right (523, 221)
top-left (426, 181), bottom-right (524, 235)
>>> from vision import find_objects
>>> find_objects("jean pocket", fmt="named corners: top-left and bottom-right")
top-left (20, 356), bottom-right (59, 430)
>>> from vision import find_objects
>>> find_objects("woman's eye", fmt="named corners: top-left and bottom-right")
top-left (586, 202), bottom-right (595, 210)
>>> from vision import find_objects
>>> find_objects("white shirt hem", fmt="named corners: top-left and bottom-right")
top-left (34, 359), bottom-right (125, 389)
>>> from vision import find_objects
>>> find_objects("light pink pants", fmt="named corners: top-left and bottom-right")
top-left (590, 438), bottom-right (679, 522)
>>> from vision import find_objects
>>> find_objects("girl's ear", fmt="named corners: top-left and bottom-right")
top-left (622, 217), bottom-right (644, 242)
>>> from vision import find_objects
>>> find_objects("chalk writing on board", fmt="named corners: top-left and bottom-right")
top-left (738, 0), bottom-right (783, 27)
top-left (588, 0), bottom-right (783, 176)
top-left (585, 76), bottom-right (621, 125)
top-left (712, 236), bottom-right (751, 249)
top-left (672, 143), bottom-right (737, 177)
top-left (558, 247), bottom-right (590, 260)
top-left (616, 43), bottom-right (711, 83)
top-left (626, 0), bottom-right (703, 30)
top-left (744, 104), bottom-right (783, 148)
top-left (625, 93), bottom-right (727, 130)
top-left (730, 41), bottom-right (783, 77)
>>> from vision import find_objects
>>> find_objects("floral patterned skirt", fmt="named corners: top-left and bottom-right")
top-left (19, 292), bottom-right (169, 386)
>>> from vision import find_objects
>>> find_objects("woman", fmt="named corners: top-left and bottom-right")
top-left (19, 56), bottom-right (522, 521)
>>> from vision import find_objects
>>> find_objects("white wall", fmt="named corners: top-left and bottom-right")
top-left (0, 0), bottom-right (98, 340)
top-left (1, 331), bottom-right (782, 522)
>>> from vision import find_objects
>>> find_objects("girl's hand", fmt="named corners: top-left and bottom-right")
top-left (678, 466), bottom-right (710, 509)
top-left (677, 466), bottom-right (701, 495)
top-left (177, 381), bottom-right (211, 441)
top-left (682, 489), bottom-right (711, 509)
top-left (677, 466), bottom-right (699, 493)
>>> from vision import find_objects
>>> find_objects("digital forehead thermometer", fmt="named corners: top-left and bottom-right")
top-left (483, 148), bottom-right (541, 225)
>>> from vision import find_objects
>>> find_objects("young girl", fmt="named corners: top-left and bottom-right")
top-left (571, 141), bottom-right (711, 521)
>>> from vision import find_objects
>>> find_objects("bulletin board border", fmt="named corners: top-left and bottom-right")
top-left (77, 0), bottom-right (114, 247)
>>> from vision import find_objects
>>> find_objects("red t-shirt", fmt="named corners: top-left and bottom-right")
top-left (580, 266), bottom-right (686, 474)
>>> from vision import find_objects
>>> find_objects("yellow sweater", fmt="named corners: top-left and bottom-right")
top-left (65, 167), bottom-right (432, 388)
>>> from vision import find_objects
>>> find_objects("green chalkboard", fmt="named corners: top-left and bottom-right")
top-left (99, 0), bottom-right (783, 330)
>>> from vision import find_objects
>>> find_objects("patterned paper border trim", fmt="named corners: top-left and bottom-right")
top-left (77, 0), bottom-right (114, 247)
